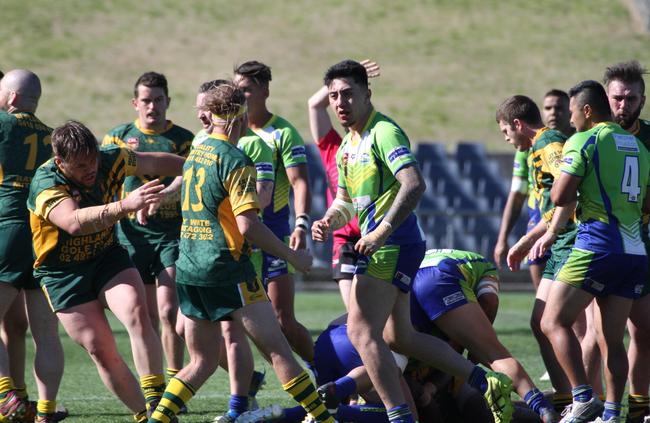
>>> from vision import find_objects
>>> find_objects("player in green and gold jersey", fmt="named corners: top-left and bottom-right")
top-left (312, 60), bottom-right (513, 423)
top-left (233, 61), bottom-right (315, 365)
top-left (149, 82), bottom-right (334, 423)
top-left (0, 69), bottom-right (64, 423)
top-left (542, 80), bottom-right (650, 423)
top-left (495, 95), bottom-right (578, 410)
top-left (604, 61), bottom-right (650, 423)
top-left (28, 120), bottom-right (185, 422)
top-left (103, 72), bottom-right (192, 383)
top-left (195, 79), bottom-right (271, 422)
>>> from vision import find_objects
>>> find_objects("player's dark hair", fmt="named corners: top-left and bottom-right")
top-left (234, 61), bottom-right (272, 87)
top-left (198, 79), bottom-right (229, 93)
top-left (52, 120), bottom-right (99, 162)
top-left (0, 70), bottom-right (4, 79)
top-left (324, 60), bottom-right (368, 88)
top-left (569, 80), bottom-right (611, 116)
top-left (603, 60), bottom-right (647, 95)
top-left (544, 89), bottom-right (569, 103)
top-left (495, 95), bottom-right (543, 126)
top-left (134, 71), bottom-right (168, 97)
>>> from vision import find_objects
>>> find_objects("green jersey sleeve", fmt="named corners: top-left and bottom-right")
top-left (239, 138), bottom-right (275, 182)
top-left (373, 121), bottom-right (417, 175)
top-left (279, 126), bottom-right (307, 169)
top-left (512, 149), bottom-right (528, 178)
top-left (560, 134), bottom-right (588, 177)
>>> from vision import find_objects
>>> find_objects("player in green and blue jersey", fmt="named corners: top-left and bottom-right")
top-left (312, 60), bottom-right (514, 423)
top-left (542, 80), bottom-right (650, 423)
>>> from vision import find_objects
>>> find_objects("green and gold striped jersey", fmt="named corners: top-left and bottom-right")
top-left (176, 133), bottom-right (260, 287)
top-left (102, 119), bottom-right (192, 244)
top-left (0, 111), bottom-right (52, 226)
top-left (27, 146), bottom-right (137, 270)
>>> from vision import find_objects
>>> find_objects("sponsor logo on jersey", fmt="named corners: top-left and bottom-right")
top-left (388, 146), bottom-right (411, 163)
top-left (563, 157), bottom-right (573, 165)
top-left (126, 137), bottom-right (139, 149)
top-left (360, 152), bottom-right (372, 164)
top-left (613, 133), bottom-right (639, 152)
top-left (513, 162), bottom-right (521, 169)
top-left (290, 145), bottom-right (306, 159)
top-left (443, 291), bottom-right (465, 306)
top-left (340, 264), bottom-right (356, 274)
top-left (352, 195), bottom-right (371, 211)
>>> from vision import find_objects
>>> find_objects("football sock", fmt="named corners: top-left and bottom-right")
top-left (283, 370), bottom-right (334, 422)
top-left (148, 377), bottom-right (195, 423)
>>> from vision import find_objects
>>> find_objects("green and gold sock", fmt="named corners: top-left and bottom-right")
top-left (165, 368), bottom-right (179, 379)
top-left (140, 374), bottom-right (165, 412)
top-left (628, 394), bottom-right (650, 421)
top-left (149, 377), bottom-right (195, 423)
top-left (0, 377), bottom-right (15, 399)
top-left (36, 399), bottom-right (56, 417)
top-left (133, 409), bottom-right (147, 423)
top-left (283, 370), bottom-right (334, 423)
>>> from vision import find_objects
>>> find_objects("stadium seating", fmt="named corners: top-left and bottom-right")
top-left (305, 141), bottom-right (528, 265)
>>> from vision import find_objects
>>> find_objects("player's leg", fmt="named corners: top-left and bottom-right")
top-left (100, 267), bottom-right (165, 412)
top-left (266, 272), bottom-right (314, 362)
top-left (528, 262), bottom-right (544, 291)
top-left (332, 241), bottom-right (357, 311)
top-left (0, 284), bottom-right (24, 417)
top-left (149, 315), bottom-right (222, 423)
top-left (216, 319), bottom-right (254, 421)
top-left (144, 284), bottom-right (160, 333)
top-left (592, 296), bottom-right (632, 405)
top-left (1, 292), bottom-right (28, 397)
top-left (337, 279), bottom-right (352, 311)
top-left (237, 300), bottom-right (333, 422)
top-left (383, 289), bottom-right (514, 422)
top-left (581, 301), bottom-right (603, 397)
top-left (530, 278), bottom-right (572, 396)
top-left (155, 266), bottom-right (184, 377)
top-left (56, 300), bottom-right (146, 413)
top-left (24, 288), bottom-right (63, 417)
top-left (626, 294), bottom-right (650, 422)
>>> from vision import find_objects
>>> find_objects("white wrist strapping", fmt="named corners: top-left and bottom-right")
top-left (330, 198), bottom-right (355, 226)
top-left (295, 214), bottom-right (311, 231)
top-left (510, 177), bottom-right (528, 194)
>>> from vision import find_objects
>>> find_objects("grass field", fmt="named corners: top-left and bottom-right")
top-left (1, 0), bottom-right (649, 150)
top-left (20, 291), bottom-right (553, 422)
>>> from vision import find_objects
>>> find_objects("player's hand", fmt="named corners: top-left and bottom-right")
top-left (493, 239), bottom-right (508, 270)
top-left (354, 230), bottom-right (389, 256)
top-left (311, 218), bottom-right (331, 242)
top-left (122, 179), bottom-right (165, 213)
top-left (360, 60), bottom-right (381, 78)
top-left (290, 227), bottom-right (307, 250)
top-left (136, 203), bottom-right (160, 225)
top-left (506, 235), bottom-right (535, 271)
top-left (529, 231), bottom-right (557, 261)
top-left (289, 248), bottom-right (313, 273)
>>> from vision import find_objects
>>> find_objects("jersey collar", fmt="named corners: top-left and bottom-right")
top-left (135, 118), bottom-right (173, 135)
top-left (207, 133), bottom-right (230, 142)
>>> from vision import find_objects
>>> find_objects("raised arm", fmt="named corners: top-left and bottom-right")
top-left (308, 85), bottom-right (332, 143)
top-left (133, 151), bottom-right (185, 177)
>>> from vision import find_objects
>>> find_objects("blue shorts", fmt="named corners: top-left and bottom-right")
top-left (527, 206), bottom-right (550, 265)
top-left (410, 266), bottom-right (473, 334)
top-left (354, 242), bottom-right (426, 292)
top-left (556, 248), bottom-right (647, 298)
top-left (313, 324), bottom-right (362, 386)
top-left (260, 220), bottom-right (293, 282)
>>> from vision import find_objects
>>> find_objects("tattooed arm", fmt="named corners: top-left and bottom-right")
top-left (354, 163), bottom-right (425, 255)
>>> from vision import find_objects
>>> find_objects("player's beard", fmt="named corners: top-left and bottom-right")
top-left (614, 106), bottom-right (642, 131)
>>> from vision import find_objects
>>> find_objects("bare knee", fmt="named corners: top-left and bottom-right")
top-left (158, 302), bottom-right (177, 329)
top-left (1, 317), bottom-right (28, 338)
top-left (347, 320), bottom-right (375, 349)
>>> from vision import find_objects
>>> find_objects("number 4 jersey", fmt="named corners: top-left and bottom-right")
top-left (560, 122), bottom-right (650, 254)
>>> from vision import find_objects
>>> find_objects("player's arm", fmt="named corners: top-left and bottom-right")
top-left (132, 151), bottom-right (185, 178)
top-left (257, 180), bottom-right (274, 210)
top-left (356, 164), bottom-right (425, 256)
top-left (47, 179), bottom-right (164, 236)
top-left (308, 85), bottom-right (332, 143)
top-left (494, 178), bottom-right (527, 268)
top-left (551, 172), bottom-right (581, 206)
top-left (527, 201), bottom-right (576, 261)
top-left (236, 209), bottom-right (312, 273)
top-left (286, 163), bottom-right (311, 250)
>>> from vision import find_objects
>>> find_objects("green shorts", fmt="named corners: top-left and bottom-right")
top-left (0, 223), bottom-right (38, 290)
top-left (36, 245), bottom-right (134, 312)
top-left (642, 235), bottom-right (650, 296)
top-left (124, 240), bottom-right (179, 284)
top-left (543, 229), bottom-right (576, 280)
top-left (354, 242), bottom-right (426, 292)
top-left (177, 277), bottom-right (268, 322)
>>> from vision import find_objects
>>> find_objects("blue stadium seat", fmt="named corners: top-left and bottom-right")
top-left (416, 142), bottom-right (447, 174)
top-left (456, 142), bottom-right (487, 173)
